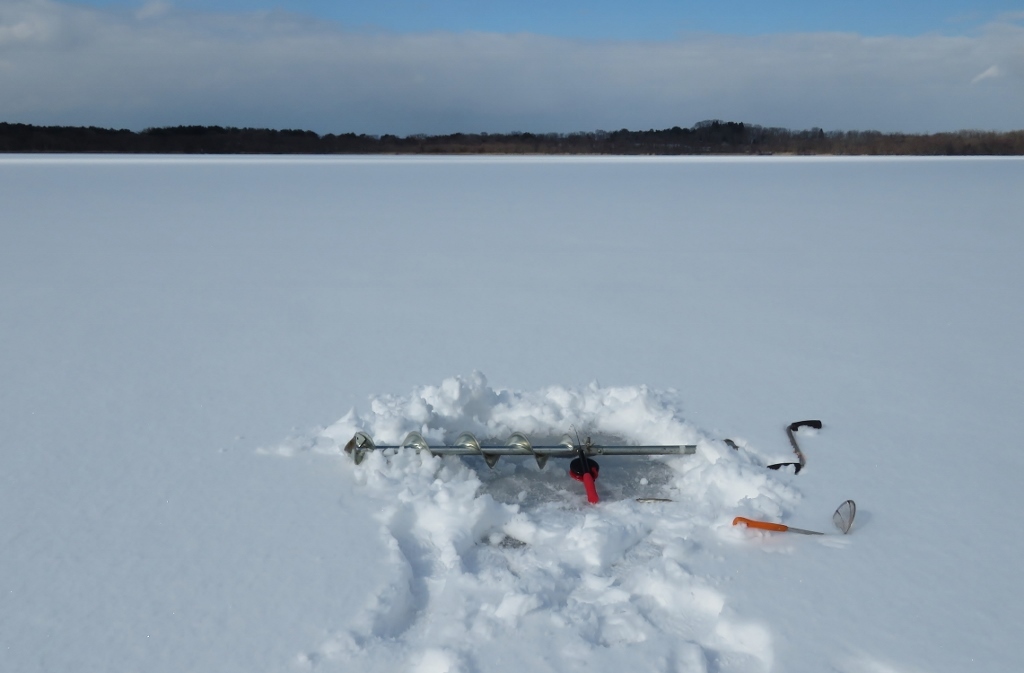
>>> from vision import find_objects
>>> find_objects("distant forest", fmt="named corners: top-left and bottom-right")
top-left (2, 120), bottom-right (1023, 155)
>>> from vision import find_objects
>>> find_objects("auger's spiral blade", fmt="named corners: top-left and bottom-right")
top-left (401, 431), bottom-right (430, 453)
top-left (454, 432), bottom-right (501, 468)
top-left (506, 432), bottom-right (546, 469)
top-left (343, 431), bottom-right (375, 465)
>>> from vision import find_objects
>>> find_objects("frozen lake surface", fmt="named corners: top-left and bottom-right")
top-left (2, 156), bottom-right (1022, 672)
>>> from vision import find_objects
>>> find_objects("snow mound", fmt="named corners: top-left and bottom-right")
top-left (289, 374), bottom-right (803, 672)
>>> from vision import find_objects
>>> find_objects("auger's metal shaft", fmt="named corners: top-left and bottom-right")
top-left (343, 430), bottom-right (696, 467)
top-left (366, 445), bottom-right (694, 456)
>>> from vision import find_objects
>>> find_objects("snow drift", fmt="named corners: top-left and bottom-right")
top-left (275, 373), bottom-right (810, 672)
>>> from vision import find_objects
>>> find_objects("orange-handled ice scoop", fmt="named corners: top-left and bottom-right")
top-left (732, 516), bottom-right (824, 535)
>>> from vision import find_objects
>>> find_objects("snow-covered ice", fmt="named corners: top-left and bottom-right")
top-left (2, 156), bottom-right (1022, 673)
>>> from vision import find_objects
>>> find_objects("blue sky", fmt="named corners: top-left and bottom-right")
top-left (77, 0), bottom-right (1022, 39)
top-left (2, 0), bottom-right (1023, 134)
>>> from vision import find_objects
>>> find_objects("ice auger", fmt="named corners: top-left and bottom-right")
top-left (343, 419), bottom-right (821, 504)
top-left (343, 430), bottom-right (696, 504)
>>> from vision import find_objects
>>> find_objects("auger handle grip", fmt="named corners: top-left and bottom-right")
top-left (582, 473), bottom-right (600, 504)
top-left (732, 517), bottom-right (788, 532)
top-left (787, 420), bottom-right (823, 432)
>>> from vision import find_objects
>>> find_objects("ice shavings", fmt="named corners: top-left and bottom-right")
top-left (291, 374), bottom-right (795, 672)
top-left (319, 371), bottom-right (704, 447)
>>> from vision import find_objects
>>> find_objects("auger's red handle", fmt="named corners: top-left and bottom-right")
top-left (581, 473), bottom-right (599, 504)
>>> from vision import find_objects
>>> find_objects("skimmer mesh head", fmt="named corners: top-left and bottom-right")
top-left (833, 500), bottom-right (856, 534)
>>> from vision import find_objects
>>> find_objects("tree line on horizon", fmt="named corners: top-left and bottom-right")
top-left (2, 120), bottom-right (1023, 155)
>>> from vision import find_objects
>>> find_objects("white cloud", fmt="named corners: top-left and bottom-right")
top-left (994, 11), bottom-right (1024, 23)
top-left (972, 65), bottom-right (1002, 83)
top-left (1, 0), bottom-right (1022, 133)
top-left (135, 1), bottom-right (172, 21)
top-left (0, 2), bottom-right (58, 46)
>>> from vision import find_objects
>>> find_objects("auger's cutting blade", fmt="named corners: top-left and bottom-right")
top-left (833, 499), bottom-right (856, 534)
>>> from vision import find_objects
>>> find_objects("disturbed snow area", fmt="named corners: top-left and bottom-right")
top-left (277, 374), bottom-right (811, 673)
